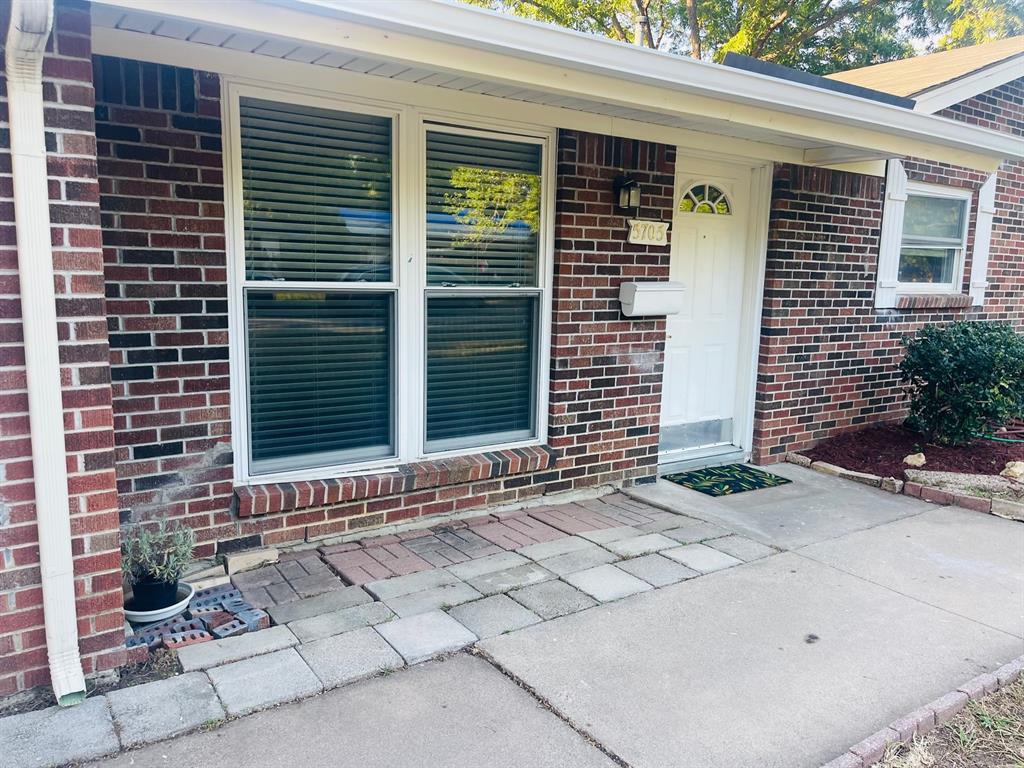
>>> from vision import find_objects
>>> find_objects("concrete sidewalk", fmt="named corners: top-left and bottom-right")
top-left (73, 466), bottom-right (1024, 767)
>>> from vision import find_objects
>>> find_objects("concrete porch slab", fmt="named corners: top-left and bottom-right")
top-left (480, 552), bottom-right (1022, 768)
top-left (627, 463), bottom-right (928, 549)
top-left (94, 655), bottom-right (615, 768)
top-left (798, 505), bottom-right (1024, 637)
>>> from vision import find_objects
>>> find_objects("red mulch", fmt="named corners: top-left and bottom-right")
top-left (803, 423), bottom-right (1024, 481)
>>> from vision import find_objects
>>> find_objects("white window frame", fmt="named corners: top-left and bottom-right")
top-left (894, 181), bottom-right (972, 295)
top-left (223, 80), bottom-right (554, 486)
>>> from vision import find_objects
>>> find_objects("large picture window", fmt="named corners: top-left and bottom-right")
top-left (229, 88), bottom-right (550, 482)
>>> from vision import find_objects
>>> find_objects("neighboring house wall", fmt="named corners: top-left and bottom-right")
top-left (752, 78), bottom-right (1023, 462)
top-left (94, 59), bottom-right (670, 556)
top-left (0, 0), bottom-right (126, 698)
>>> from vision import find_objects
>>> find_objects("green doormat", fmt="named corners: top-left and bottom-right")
top-left (662, 464), bottom-right (791, 497)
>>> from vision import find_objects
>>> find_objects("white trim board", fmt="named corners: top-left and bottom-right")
top-left (913, 53), bottom-right (1024, 114)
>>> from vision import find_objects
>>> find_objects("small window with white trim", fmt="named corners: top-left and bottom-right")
top-left (896, 183), bottom-right (971, 293)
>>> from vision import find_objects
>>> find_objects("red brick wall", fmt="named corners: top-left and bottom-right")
top-left (1, 0), bottom-right (125, 698)
top-left (94, 73), bottom-right (672, 551)
top-left (752, 79), bottom-right (1023, 462)
top-left (94, 56), bottom-right (233, 560)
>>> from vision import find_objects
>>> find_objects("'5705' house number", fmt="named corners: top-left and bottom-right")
top-left (627, 219), bottom-right (670, 246)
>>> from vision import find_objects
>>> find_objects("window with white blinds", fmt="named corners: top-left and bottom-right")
top-left (231, 88), bottom-right (549, 481)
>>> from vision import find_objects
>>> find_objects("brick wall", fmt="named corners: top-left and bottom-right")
top-left (95, 74), bottom-right (672, 552)
top-left (752, 79), bottom-right (1023, 462)
top-left (94, 56), bottom-right (232, 560)
top-left (1, 0), bottom-right (125, 698)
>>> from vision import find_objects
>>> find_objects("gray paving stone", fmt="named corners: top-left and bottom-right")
top-left (299, 626), bottom-right (404, 689)
top-left (446, 551), bottom-right (529, 580)
top-left (364, 568), bottom-right (460, 600)
top-left (177, 624), bottom-right (298, 672)
top-left (385, 581), bottom-right (483, 617)
top-left (107, 672), bottom-right (224, 747)
top-left (375, 610), bottom-right (477, 664)
top-left (615, 553), bottom-right (699, 587)
top-left (662, 519), bottom-right (730, 544)
top-left (563, 564), bottom-right (652, 602)
top-left (208, 647), bottom-right (323, 716)
top-left (578, 526), bottom-right (642, 545)
top-left (267, 585), bottom-right (372, 624)
top-left (448, 595), bottom-right (542, 639)
top-left (662, 543), bottom-right (744, 573)
top-left (517, 535), bottom-right (592, 561)
top-left (0, 696), bottom-right (118, 768)
top-left (466, 562), bottom-right (555, 596)
top-left (708, 534), bottom-right (776, 562)
top-left (536, 545), bottom-right (618, 576)
top-left (289, 572), bottom-right (345, 598)
top-left (288, 601), bottom-right (395, 643)
top-left (510, 579), bottom-right (597, 620)
top-left (603, 533), bottom-right (677, 558)
top-left (639, 515), bottom-right (698, 533)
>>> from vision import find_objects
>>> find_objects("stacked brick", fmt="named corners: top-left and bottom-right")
top-left (0, 0), bottom-right (126, 697)
top-left (752, 78), bottom-right (1024, 462)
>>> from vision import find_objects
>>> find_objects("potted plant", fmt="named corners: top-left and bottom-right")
top-left (121, 521), bottom-right (196, 615)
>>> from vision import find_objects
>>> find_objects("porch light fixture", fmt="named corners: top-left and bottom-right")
top-left (614, 174), bottom-right (641, 212)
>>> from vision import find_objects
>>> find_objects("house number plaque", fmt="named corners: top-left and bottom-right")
top-left (627, 219), bottom-right (670, 246)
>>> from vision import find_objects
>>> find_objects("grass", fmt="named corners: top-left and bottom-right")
top-left (878, 678), bottom-right (1024, 768)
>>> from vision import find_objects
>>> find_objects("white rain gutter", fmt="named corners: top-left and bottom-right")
top-left (5, 0), bottom-right (88, 706)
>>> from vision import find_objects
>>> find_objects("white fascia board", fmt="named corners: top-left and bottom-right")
top-left (912, 54), bottom-right (1024, 114)
top-left (92, 0), bottom-right (1022, 168)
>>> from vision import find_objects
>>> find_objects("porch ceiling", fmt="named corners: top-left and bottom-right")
top-left (89, 0), bottom-right (1022, 171)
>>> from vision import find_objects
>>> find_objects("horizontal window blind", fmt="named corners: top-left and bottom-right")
top-left (240, 98), bottom-right (393, 283)
top-left (426, 296), bottom-right (536, 449)
top-left (247, 290), bottom-right (393, 472)
top-left (426, 131), bottom-right (541, 286)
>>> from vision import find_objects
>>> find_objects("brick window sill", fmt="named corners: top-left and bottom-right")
top-left (896, 293), bottom-right (973, 310)
top-left (234, 445), bottom-right (557, 518)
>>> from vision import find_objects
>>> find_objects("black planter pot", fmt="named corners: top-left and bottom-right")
top-left (129, 578), bottom-right (179, 612)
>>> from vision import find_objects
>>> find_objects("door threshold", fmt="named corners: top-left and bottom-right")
top-left (657, 446), bottom-right (746, 474)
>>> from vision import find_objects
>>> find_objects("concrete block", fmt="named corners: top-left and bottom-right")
top-left (466, 562), bottom-right (555, 596)
top-left (615, 553), bottom-right (698, 587)
top-left (706, 535), bottom-right (775, 562)
top-left (224, 548), bottom-right (279, 574)
top-left (288, 601), bottom-right (395, 644)
top-left (929, 690), bottom-right (969, 725)
top-left (267, 585), bottom-right (372, 624)
top-left (880, 477), bottom-right (904, 494)
top-left (994, 657), bottom-right (1024, 686)
top-left (535, 545), bottom-right (617, 576)
top-left (375, 610), bottom-right (477, 664)
top-left (107, 672), bottom-right (224, 748)
top-left (364, 568), bottom-right (459, 601)
top-left (563, 565), bottom-right (652, 602)
top-left (177, 624), bottom-right (298, 672)
top-left (509, 579), bottom-right (596, 620)
top-left (446, 551), bottom-right (529, 580)
top-left (385, 581), bottom-right (483, 618)
top-left (448, 595), bottom-right (542, 639)
top-left (0, 696), bottom-right (119, 768)
top-left (603, 533), bottom-right (676, 558)
top-left (577, 526), bottom-right (642, 545)
top-left (662, 543), bottom-right (743, 573)
top-left (209, 647), bottom-right (322, 716)
top-left (785, 452), bottom-right (812, 468)
top-left (661, 519), bottom-right (729, 544)
top-left (299, 626), bottom-right (404, 690)
top-left (517, 536), bottom-right (592, 562)
top-left (849, 727), bottom-right (898, 764)
top-left (991, 498), bottom-right (1024, 521)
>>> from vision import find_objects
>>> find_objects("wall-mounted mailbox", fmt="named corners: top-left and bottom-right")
top-left (618, 281), bottom-right (686, 317)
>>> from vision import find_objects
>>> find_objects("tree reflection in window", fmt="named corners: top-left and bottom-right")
top-left (679, 183), bottom-right (731, 215)
top-left (443, 167), bottom-right (541, 246)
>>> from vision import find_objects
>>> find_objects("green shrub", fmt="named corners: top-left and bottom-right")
top-left (899, 321), bottom-right (1024, 446)
top-left (121, 521), bottom-right (195, 585)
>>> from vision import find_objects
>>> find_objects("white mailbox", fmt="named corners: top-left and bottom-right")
top-left (618, 281), bottom-right (686, 317)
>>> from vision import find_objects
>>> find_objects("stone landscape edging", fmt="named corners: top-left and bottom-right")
top-left (786, 453), bottom-right (1024, 521)
top-left (819, 654), bottom-right (1024, 767)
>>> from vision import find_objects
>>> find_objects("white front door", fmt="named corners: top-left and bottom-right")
top-left (660, 157), bottom-right (753, 459)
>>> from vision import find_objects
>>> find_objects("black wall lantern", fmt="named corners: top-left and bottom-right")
top-left (614, 175), bottom-right (641, 212)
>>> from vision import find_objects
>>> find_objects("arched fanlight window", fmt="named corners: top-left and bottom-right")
top-left (679, 183), bottom-right (731, 215)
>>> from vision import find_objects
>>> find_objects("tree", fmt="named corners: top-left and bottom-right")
top-left (463, 0), bottom-right (1024, 74)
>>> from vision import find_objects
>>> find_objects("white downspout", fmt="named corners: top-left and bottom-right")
top-left (5, 0), bottom-right (88, 706)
